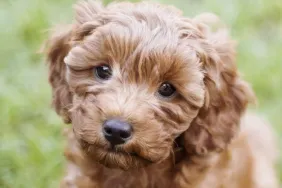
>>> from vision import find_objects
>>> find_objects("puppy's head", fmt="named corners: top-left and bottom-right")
top-left (45, 1), bottom-right (254, 170)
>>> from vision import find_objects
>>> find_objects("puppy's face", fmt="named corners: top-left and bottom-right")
top-left (47, 2), bottom-right (252, 170)
top-left (65, 16), bottom-right (205, 169)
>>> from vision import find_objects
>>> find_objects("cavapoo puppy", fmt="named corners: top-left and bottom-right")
top-left (44, 0), bottom-right (279, 187)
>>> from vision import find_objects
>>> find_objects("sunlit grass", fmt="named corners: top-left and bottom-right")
top-left (0, 0), bottom-right (281, 187)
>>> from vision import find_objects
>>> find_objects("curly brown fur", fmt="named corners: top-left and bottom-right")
top-left (44, 1), bottom-right (278, 187)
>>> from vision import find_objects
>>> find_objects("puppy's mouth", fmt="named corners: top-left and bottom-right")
top-left (80, 140), bottom-right (153, 170)
top-left (106, 147), bottom-right (139, 157)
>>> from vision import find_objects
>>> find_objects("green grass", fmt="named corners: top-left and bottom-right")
top-left (0, 0), bottom-right (281, 187)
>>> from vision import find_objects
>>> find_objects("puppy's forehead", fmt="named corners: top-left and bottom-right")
top-left (82, 16), bottom-right (199, 84)
top-left (66, 4), bottom-right (202, 86)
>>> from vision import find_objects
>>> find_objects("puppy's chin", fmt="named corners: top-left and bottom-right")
top-left (80, 142), bottom-right (154, 170)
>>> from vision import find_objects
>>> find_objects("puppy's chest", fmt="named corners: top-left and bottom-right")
top-left (92, 165), bottom-right (174, 188)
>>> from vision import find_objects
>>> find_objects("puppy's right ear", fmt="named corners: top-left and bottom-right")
top-left (45, 25), bottom-right (74, 123)
top-left (44, 1), bottom-right (105, 123)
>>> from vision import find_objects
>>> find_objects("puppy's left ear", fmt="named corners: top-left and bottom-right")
top-left (180, 13), bottom-right (255, 155)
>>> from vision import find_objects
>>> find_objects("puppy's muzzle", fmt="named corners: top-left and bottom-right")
top-left (102, 119), bottom-right (133, 146)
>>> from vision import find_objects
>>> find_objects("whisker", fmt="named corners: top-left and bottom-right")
top-left (170, 148), bottom-right (176, 166)
top-left (124, 150), bottom-right (132, 160)
top-left (173, 140), bottom-right (180, 148)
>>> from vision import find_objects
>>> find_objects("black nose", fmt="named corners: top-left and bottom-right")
top-left (102, 119), bottom-right (132, 146)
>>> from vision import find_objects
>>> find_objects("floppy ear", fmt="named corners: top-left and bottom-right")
top-left (45, 26), bottom-right (74, 123)
top-left (180, 14), bottom-right (255, 155)
top-left (44, 0), bottom-right (104, 123)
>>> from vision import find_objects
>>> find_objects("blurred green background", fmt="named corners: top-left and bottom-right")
top-left (0, 0), bottom-right (281, 187)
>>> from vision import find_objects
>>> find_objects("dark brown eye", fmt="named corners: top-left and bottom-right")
top-left (95, 65), bottom-right (112, 80)
top-left (158, 82), bottom-right (176, 97)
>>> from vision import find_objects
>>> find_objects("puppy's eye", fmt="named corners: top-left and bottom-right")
top-left (95, 65), bottom-right (112, 80)
top-left (158, 82), bottom-right (176, 97)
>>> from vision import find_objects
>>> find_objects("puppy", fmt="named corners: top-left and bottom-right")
top-left (44, 1), bottom-right (279, 187)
